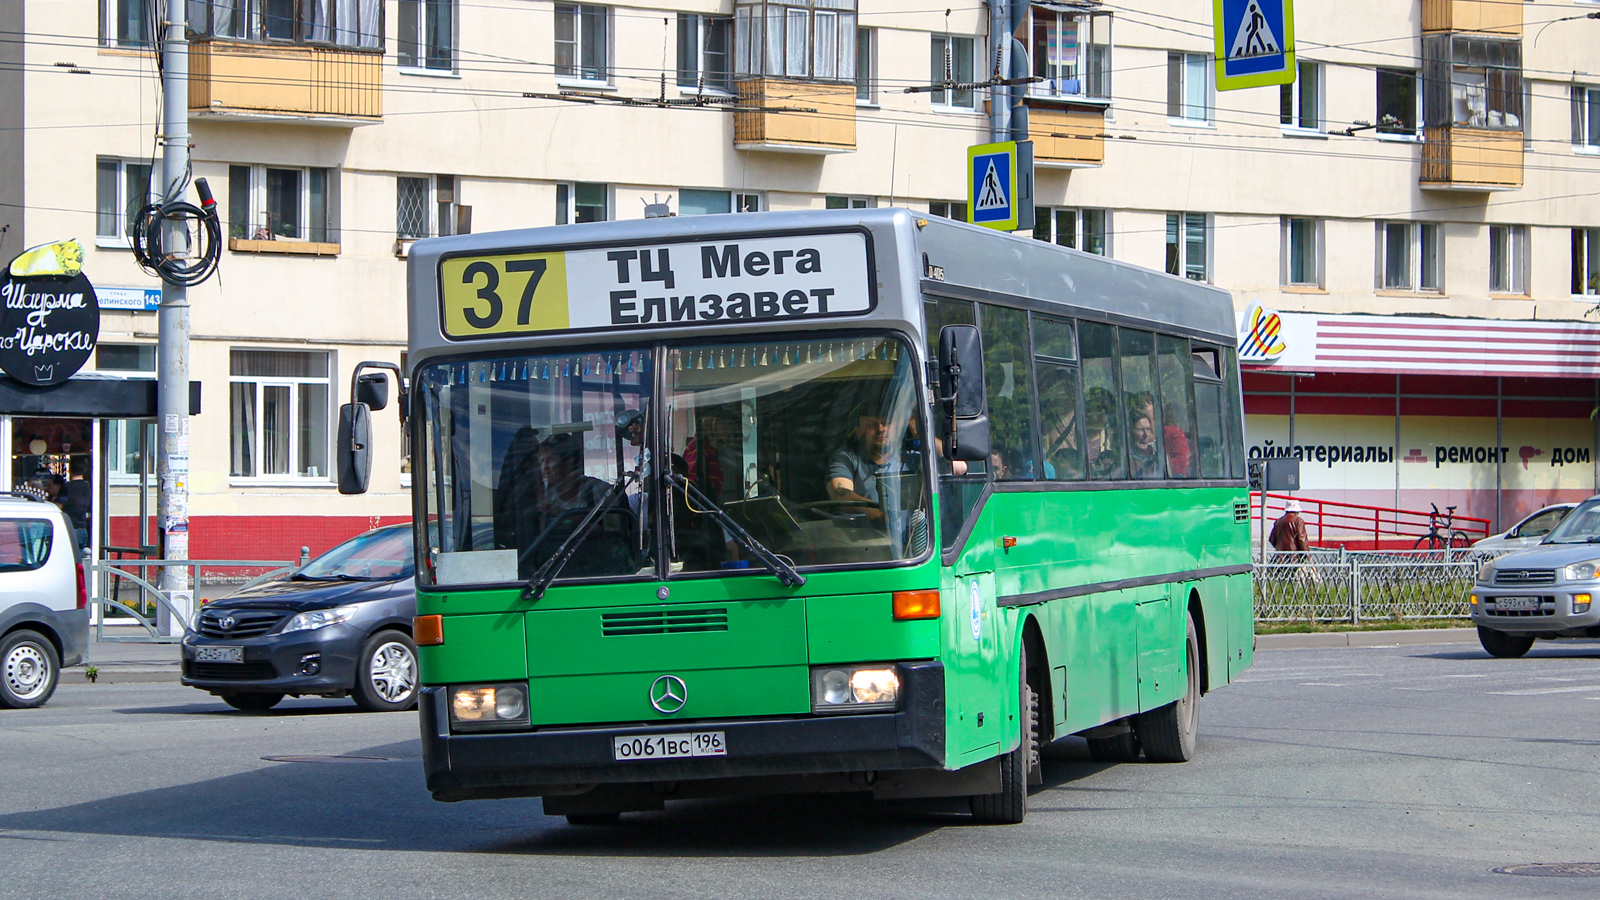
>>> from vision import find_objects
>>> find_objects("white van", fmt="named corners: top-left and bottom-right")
top-left (0, 493), bottom-right (88, 708)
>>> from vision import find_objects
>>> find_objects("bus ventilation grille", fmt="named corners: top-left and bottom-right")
top-left (1233, 501), bottom-right (1250, 523)
top-left (602, 608), bottom-right (730, 636)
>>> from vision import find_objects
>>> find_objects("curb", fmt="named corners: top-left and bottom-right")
top-left (1256, 627), bottom-right (1478, 650)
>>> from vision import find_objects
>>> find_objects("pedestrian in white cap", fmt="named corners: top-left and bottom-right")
top-left (1271, 500), bottom-right (1309, 552)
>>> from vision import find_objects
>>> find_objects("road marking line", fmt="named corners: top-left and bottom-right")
top-left (1487, 684), bottom-right (1600, 696)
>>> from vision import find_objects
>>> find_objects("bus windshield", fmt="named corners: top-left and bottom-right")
top-left (417, 334), bottom-right (930, 587)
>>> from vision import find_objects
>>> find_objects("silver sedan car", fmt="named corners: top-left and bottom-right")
top-left (1471, 496), bottom-right (1600, 658)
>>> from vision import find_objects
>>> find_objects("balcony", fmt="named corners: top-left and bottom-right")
top-left (188, 40), bottom-right (382, 125)
top-left (1422, 0), bottom-right (1521, 35)
top-left (733, 79), bottom-right (855, 154)
top-left (1026, 103), bottom-right (1105, 168)
top-left (1420, 127), bottom-right (1523, 190)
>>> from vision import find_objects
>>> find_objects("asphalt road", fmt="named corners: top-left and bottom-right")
top-left (3, 640), bottom-right (1599, 900)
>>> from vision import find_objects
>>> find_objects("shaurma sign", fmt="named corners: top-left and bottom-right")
top-left (0, 240), bottom-right (100, 386)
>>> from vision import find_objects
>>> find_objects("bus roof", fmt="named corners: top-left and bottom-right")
top-left (405, 209), bottom-right (1237, 361)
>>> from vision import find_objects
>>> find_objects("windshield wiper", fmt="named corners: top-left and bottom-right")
top-left (668, 472), bottom-right (805, 588)
top-left (522, 470), bottom-right (638, 602)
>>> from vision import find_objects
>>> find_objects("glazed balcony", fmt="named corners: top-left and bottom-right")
top-left (733, 79), bottom-right (855, 154)
top-left (1420, 127), bottom-right (1523, 190)
top-left (1422, 0), bottom-right (1521, 35)
top-left (1027, 103), bottom-right (1105, 168)
top-left (188, 39), bottom-right (382, 125)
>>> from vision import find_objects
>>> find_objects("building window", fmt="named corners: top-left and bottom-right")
top-left (929, 201), bottom-right (967, 221)
top-left (1030, 6), bottom-right (1111, 101)
top-left (95, 157), bottom-right (153, 243)
top-left (555, 4), bottom-right (610, 83)
top-left (1378, 222), bottom-right (1442, 292)
top-left (1377, 68), bottom-right (1420, 137)
top-left (187, 1), bottom-right (382, 50)
top-left (930, 35), bottom-right (976, 109)
top-left (1575, 228), bottom-right (1600, 296)
top-left (397, 175), bottom-right (461, 239)
top-left (229, 164), bottom-right (337, 243)
top-left (1034, 207), bottom-right (1109, 256)
top-left (229, 349), bottom-right (332, 480)
top-left (556, 182), bottom-right (608, 224)
top-left (855, 26), bottom-right (875, 102)
top-left (101, 0), bottom-right (155, 48)
top-left (678, 14), bottom-right (732, 92)
top-left (1489, 225), bottom-right (1528, 294)
top-left (734, 0), bottom-right (857, 83)
top-left (825, 195), bottom-right (874, 209)
top-left (97, 344), bottom-right (157, 481)
top-left (1280, 61), bottom-right (1321, 131)
top-left (680, 189), bottom-right (733, 215)
top-left (1574, 85), bottom-right (1600, 150)
top-left (397, 0), bottom-right (454, 69)
top-left (1422, 34), bottom-right (1522, 130)
top-left (1165, 213), bottom-right (1208, 282)
top-left (1167, 51), bottom-right (1210, 123)
top-left (1282, 218), bottom-right (1323, 287)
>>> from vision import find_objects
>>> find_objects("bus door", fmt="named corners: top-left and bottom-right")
top-left (1135, 586), bottom-right (1181, 711)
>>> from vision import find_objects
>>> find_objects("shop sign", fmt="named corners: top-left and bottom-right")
top-left (0, 240), bottom-right (100, 386)
top-left (1238, 303), bottom-right (1287, 363)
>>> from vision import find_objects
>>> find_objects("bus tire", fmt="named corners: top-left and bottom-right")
top-left (1477, 626), bottom-right (1533, 659)
top-left (969, 646), bottom-right (1037, 825)
top-left (1135, 614), bottom-right (1200, 763)
top-left (1086, 730), bottom-right (1141, 762)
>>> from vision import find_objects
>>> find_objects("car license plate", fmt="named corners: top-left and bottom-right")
top-left (613, 731), bottom-right (726, 761)
top-left (194, 646), bottom-right (243, 663)
top-left (1494, 596), bottom-right (1541, 611)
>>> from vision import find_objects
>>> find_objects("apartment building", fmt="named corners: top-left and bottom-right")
top-left (0, 0), bottom-right (1595, 559)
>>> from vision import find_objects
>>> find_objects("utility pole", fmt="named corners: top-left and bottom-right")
top-left (156, 3), bottom-right (192, 637)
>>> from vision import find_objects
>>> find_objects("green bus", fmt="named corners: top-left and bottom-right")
top-left (339, 208), bottom-right (1254, 825)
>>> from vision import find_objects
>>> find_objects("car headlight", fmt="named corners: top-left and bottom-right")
top-left (1476, 560), bottom-right (1496, 583)
top-left (279, 605), bottom-right (359, 634)
top-left (449, 683), bottom-right (531, 732)
top-left (1564, 560), bottom-right (1600, 582)
top-left (810, 665), bottom-right (900, 714)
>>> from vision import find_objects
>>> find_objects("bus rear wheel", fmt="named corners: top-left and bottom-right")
top-left (969, 645), bottom-right (1038, 824)
top-left (1135, 614), bottom-right (1200, 763)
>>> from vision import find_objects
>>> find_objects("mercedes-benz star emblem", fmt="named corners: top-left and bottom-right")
top-left (649, 675), bottom-right (687, 714)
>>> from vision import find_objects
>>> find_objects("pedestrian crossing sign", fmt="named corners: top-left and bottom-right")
top-left (1214, 0), bottom-right (1295, 91)
top-left (968, 141), bottom-right (1018, 231)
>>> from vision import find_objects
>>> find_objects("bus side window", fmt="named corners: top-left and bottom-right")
top-left (1191, 342), bottom-right (1229, 479)
top-left (979, 304), bottom-right (1038, 481)
top-left (1222, 347), bottom-right (1246, 478)
top-left (1079, 322), bottom-right (1124, 480)
top-left (1155, 334), bottom-right (1197, 479)
top-left (1033, 314), bottom-right (1083, 481)
top-left (1119, 329), bottom-right (1163, 480)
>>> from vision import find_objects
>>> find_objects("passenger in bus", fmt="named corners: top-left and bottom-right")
top-left (494, 426), bottom-right (546, 553)
top-left (1086, 419), bottom-right (1118, 479)
top-left (1128, 414), bottom-right (1161, 479)
top-left (537, 433), bottom-right (612, 518)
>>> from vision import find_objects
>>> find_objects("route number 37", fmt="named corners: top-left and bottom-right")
top-left (439, 252), bottom-right (570, 337)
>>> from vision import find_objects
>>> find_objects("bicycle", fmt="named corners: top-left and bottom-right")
top-left (1413, 503), bottom-right (1470, 553)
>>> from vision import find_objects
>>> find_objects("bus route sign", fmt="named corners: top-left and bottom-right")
top-left (438, 231), bottom-right (875, 339)
top-left (1213, 0), bottom-right (1295, 91)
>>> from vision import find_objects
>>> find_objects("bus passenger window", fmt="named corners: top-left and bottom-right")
top-left (1119, 329), bottom-right (1164, 480)
top-left (1079, 323), bottom-right (1124, 480)
top-left (1156, 335), bottom-right (1197, 479)
top-left (1036, 364), bottom-right (1084, 480)
top-left (979, 304), bottom-right (1038, 480)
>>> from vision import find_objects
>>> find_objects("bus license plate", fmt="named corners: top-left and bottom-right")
top-left (613, 732), bottom-right (727, 761)
top-left (194, 646), bottom-right (243, 663)
top-left (1494, 596), bottom-right (1541, 611)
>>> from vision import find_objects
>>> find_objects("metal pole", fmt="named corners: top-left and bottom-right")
top-left (155, 6), bottom-right (192, 637)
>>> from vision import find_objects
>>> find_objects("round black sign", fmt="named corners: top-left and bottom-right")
top-left (0, 271), bottom-right (100, 386)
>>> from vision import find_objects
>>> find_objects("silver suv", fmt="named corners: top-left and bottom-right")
top-left (0, 493), bottom-right (88, 708)
top-left (1471, 495), bottom-right (1600, 658)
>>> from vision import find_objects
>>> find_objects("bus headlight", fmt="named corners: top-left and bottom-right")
top-left (811, 665), bottom-right (899, 713)
top-left (449, 683), bottom-right (531, 732)
top-left (1564, 560), bottom-right (1600, 582)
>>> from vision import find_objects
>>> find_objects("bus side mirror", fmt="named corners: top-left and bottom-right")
top-left (937, 324), bottom-right (990, 462)
top-left (337, 402), bottom-right (372, 495)
top-left (355, 372), bottom-right (389, 411)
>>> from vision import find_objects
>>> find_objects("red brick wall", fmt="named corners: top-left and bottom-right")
top-left (107, 516), bottom-right (411, 562)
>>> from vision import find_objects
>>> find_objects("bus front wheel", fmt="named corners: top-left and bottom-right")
top-left (969, 645), bottom-right (1039, 824)
top-left (1135, 614), bottom-right (1200, 763)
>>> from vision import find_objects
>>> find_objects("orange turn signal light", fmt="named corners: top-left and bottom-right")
top-left (893, 590), bottom-right (941, 620)
top-left (414, 614), bottom-right (444, 646)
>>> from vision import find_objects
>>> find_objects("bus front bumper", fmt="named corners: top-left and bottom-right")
top-left (419, 660), bottom-right (947, 803)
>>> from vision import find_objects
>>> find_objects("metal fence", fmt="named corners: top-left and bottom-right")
top-left (91, 557), bottom-right (301, 642)
top-left (1255, 547), bottom-right (1513, 623)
